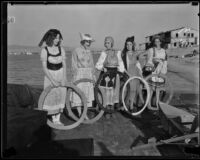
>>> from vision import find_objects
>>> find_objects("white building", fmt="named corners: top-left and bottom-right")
top-left (144, 27), bottom-right (199, 49)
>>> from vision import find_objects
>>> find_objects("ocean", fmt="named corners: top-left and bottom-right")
top-left (7, 53), bottom-right (100, 86)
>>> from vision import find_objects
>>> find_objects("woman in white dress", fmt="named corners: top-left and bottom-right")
top-left (71, 33), bottom-right (96, 119)
top-left (145, 35), bottom-right (168, 82)
top-left (144, 35), bottom-right (168, 107)
top-left (38, 29), bottom-right (67, 125)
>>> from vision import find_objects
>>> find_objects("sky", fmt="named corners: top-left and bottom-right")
top-left (8, 3), bottom-right (199, 50)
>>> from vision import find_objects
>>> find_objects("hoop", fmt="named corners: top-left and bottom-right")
top-left (67, 78), bottom-right (104, 124)
top-left (94, 70), bottom-right (129, 113)
top-left (145, 73), bottom-right (174, 111)
top-left (37, 83), bottom-right (87, 130)
top-left (122, 76), bottom-right (151, 116)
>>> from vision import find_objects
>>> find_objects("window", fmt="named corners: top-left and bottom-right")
top-left (174, 42), bottom-right (177, 47)
top-left (184, 33), bottom-right (186, 36)
top-left (191, 33), bottom-right (194, 37)
top-left (176, 33), bottom-right (178, 38)
top-left (191, 42), bottom-right (194, 45)
top-left (188, 33), bottom-right (190, 37)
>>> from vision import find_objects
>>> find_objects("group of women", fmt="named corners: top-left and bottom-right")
top-left (38, 29), bottom-right (168, 124)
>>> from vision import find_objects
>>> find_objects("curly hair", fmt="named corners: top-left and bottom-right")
top-left (38, 29), bottom-right (63, 47)
top-left (121, 36), bottom-right (135, 58)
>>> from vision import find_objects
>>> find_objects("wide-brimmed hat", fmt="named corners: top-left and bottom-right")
top-left (79, 33), bottom-right (95, 42)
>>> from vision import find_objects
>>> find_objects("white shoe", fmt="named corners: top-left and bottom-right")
top-left (52, 114), bottom-right (64, 125)
top-left (53, 120), bottom-right (64, 125)
top-left (85, 116), bottom-right (89, 120)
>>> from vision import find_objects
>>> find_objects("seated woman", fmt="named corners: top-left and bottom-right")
top-left (121, 36), bottom-right (144, 111)
top-left (144, 35), bottom-right (168, 106)
top-left (95, 36), bottom-right (125, 118)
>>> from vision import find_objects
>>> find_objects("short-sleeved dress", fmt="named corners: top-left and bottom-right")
top-left (70, 45), bottom-right (95, 108)
top-left (147, 47), bottom-right (168, 84)
top-left (40, 46), bottom-right (67, 112)
top-left (147, 47), bottom-right (167, 75)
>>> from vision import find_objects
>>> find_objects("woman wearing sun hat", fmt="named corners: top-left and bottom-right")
top-left (71, 33), bottom-right (96, 118)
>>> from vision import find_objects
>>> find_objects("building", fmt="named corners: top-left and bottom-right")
top-left (144, 27), bottom-right (199, 50)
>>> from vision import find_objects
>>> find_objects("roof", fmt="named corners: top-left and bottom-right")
top-left (145, 27), bottom-right (199, 38)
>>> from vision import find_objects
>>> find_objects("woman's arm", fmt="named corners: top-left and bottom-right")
top-left (146, 48), bottom-right (154, 65)
top-left (161, 49), bottom-right (168, 74)
top-left (117, 51), bottom-right (125, 73)
top-left (40, 49), bottom-right (58, 86)
top-left (95, 51), bottom-right (107, 71)
top-left (89, 51), bottom-right (97, 81)
top-left (71, 49), bottom-right (78, 77)
top-left (61, 47), bottom-right (67, 85)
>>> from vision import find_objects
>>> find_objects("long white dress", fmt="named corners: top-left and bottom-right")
top-left (70, 45), bottom-right (95, 107)
top-left (40, 46), bottom-right (67, 111)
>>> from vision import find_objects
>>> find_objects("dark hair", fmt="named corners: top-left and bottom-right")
top-left (38, 29), bottom-right (63, 47)
top-left (150, 35), bottom-right (165, 48)
top-left (121, 36), bottom-right (135, 57)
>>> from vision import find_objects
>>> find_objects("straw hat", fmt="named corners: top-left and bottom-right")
top-left (79, 33), bottom-right (95, 42)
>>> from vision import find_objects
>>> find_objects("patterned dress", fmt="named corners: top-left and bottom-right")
top-left (40, 46), bottom-right (66, 112)
top-left (96, 50), bottom-right (125, 105)
top-left (71, 45), bottom-right (95, 107)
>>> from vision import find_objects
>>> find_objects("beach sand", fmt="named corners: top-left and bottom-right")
top-left (7, 47), bottom-right (199, 156)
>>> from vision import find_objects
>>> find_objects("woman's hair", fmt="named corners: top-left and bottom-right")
top-left (104, 36), bottom-right (114, 48)
top-left (150, 35), bottom-right (165, 48)
top-left (38, 29), bottom-right (63, 47)
top-left (121, 36), bottom-right (135, 57)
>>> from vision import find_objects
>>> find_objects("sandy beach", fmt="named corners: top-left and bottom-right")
top-left (7, 46), bottom-right (199, 157)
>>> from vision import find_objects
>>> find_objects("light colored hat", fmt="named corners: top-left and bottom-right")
top-left (79, 33), bottom-right (95, 42)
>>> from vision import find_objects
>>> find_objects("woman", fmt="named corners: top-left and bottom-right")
top-left (39, 29), bottom-right (67, 125)
top-left (146, 35), bottom-right (167, 76)
top-left (145, 35), bottom-right (168, 107)
top-left (71, 33), bottom-right (96, 119)
top-left (121, 36), bottom-right (143, 77)
top-left (121, 36), bottom-right (144, 111)
top-left (95, 36), bottom-right (125, 118)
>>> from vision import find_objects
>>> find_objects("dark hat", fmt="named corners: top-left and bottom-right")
top-left (126, 36), bottom-right (135, 43)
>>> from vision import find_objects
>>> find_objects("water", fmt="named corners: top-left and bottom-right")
top-left (7, 53), bottom-right (100, 86)
top-left (7, 52), bottom-right (199, 94)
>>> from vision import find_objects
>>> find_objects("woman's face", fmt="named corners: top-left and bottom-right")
top-left (154, 38), bottom-right (161, 47)
top-left (104, 40), bottom-right (112, 49)
top-left (83, 40), bottom-right (91, 49)
top-left (53, 34), bottom-right (60, 46)
top-left (126, 41), bottom-right (133, 51)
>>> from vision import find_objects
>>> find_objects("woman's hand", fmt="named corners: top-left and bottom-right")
top-left (93, 75), bottom-right (96, 82)
top-left (153, 58), bottom-right (162, 63)
top-left (52, 81), bottom-right (60, 87)
top-left (103, 67), bottom-right (107, 72)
